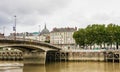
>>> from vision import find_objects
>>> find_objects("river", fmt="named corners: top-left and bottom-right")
top-left (0, 61), bottom-right (120, 72)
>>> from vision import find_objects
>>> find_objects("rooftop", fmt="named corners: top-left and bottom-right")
top-left (51, 27), bottom-right (77, 32)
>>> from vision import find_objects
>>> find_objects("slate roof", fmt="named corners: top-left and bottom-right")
top-left (51, 27), bottom-right (77, 33)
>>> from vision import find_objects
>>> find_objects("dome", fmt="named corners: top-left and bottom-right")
top-left (40, 24), bottom-right (49, 35)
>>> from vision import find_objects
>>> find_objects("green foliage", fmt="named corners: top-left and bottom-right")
top-left (44, 40), bottom-right (50, 43)
top-left (73, 23), bottom-right (120, 49)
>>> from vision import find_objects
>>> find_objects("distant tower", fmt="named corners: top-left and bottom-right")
top-left (44, 22), bottom-right (47, 29)
top-left (39, 23), bottom-right (50, 42)
top-left (40, 23), bottom-right (49, 35)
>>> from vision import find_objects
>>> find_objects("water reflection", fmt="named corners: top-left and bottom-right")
top-left (0, 67), bottom-right (23, 72)
top-left (23, 62), bottom-right (120, 72)
top-left (104, 63), bottom-right (120, 72)
top-left (23, 64), bottom-right (46, 72)
top-left (0, 61), bottom-right (23, 72)
top-left (0, 61), bottom-right (120, 72)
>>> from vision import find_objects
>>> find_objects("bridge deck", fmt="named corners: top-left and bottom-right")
top-left (0, 39), bottom-right (61, 51)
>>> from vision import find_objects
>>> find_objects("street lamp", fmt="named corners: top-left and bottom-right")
top-left (13, 15), bottom-right (16, 40)
top-left (3, 26), bottom-right (5, 35)
top-left (0, 27), bottom-right (5, 35)
top-left (39, 25), bottom-right (41, 41)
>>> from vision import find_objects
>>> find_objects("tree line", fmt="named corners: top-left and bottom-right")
top-left (73, 24), bottom-right (120, 49)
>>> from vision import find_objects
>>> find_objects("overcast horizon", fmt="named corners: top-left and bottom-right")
top-left (0, 0), bottom-right (120, 36)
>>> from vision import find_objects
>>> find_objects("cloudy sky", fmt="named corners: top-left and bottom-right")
top-left (0, 0), bottom-right (120, 35)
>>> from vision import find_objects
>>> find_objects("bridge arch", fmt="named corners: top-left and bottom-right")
top-left (0, 39), bottom-right (61, 52)
top-left (0, 39), bottom-right (61, 64)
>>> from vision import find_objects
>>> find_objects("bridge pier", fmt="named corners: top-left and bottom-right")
top-left (46, 51), bottom-right (68, 62)
top-left (105, 50), bottom-right (120, 63)
top-left (23, 51), bottom-right (46, 64)
top-left (46, 51), bottom-right (60, 62)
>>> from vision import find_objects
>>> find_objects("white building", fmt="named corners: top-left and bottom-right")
top-left (9, 32), bottom-right (39, 41)
top-left (50, 27), bottom-right (77, 50)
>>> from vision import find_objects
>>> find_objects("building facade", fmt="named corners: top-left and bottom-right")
top-left (0, 33), bottom-right (5, 39)
top-left (50, 27), bottom-right (77, 50)
top-left (9, 32), bottom-right (39, 41)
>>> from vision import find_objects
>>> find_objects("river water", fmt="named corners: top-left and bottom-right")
top-left (0, 61), bottom-right (120, 72)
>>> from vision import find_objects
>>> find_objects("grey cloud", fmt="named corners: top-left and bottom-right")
top-left (0, 0), bottom-right (71, 26)
top-left (91, 13), bottom-right (111, 22)
top-left (0, 0), bottom-right (70, 15)
top-left (87, 13), bottom-right (120, 25)
top-left (0, 12), bottom-right (12, 26)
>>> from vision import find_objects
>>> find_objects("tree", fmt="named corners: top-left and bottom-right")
top-left (73, 28), bottom-right (86, 48)
top-left (73, 23), bottom-right (120, 49)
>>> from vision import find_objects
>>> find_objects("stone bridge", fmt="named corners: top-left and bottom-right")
top-left (0, 39), bottom-right (61, 64)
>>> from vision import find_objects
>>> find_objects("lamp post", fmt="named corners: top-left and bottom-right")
top-left (3, 26), bottom-right (5, 35)
top-left (0, 27), bottom-right (5, 35)
top-left (3, 26), bottom-right (5, 38)
top-left (39, 25), bottom-right (40, 41)
top-left (13, 15), bottom-right (16, 40)
top-left (60, 33), bottom-right (62, 48)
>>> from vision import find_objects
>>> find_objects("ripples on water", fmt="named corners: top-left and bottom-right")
top-left (0, 61), bottom-right (120, 72)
